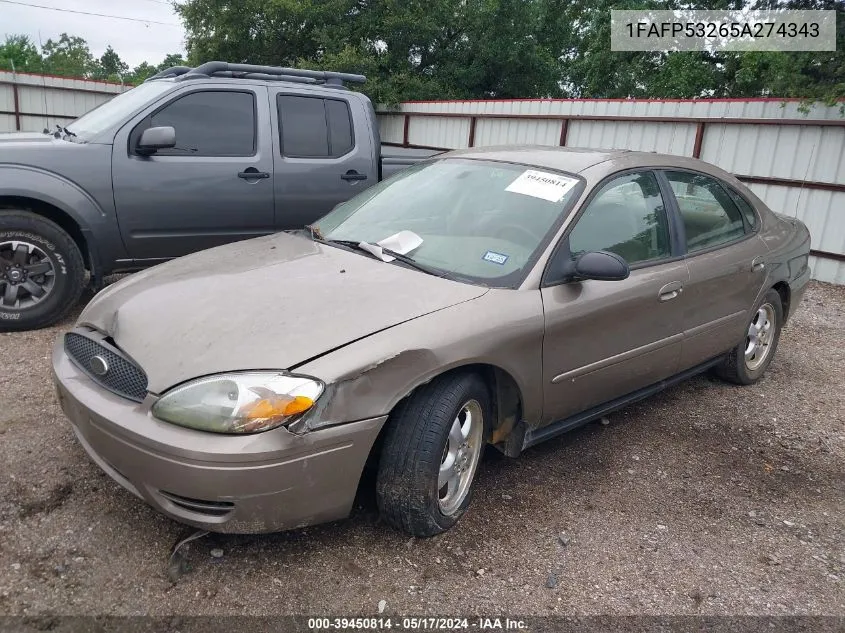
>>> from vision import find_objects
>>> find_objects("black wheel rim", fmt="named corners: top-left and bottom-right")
top-left (0, 240), bottom-right (56, 310)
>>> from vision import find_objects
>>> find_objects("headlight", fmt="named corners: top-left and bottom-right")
top-left (152, 372), bottom-right (324, 434)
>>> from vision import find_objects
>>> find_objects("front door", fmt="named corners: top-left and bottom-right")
top-left (112, 86), bottom-right (275, 262)
top-left (541, 171), bottom-right (689, 424)
top-left (660, 170), bottom-right (768, 370)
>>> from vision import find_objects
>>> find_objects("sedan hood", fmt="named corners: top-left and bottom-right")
top-left (79, 232), bottom-right (487, 392)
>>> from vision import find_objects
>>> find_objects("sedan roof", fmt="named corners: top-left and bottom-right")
top-left (447, 146), bottom-right (628, 174)
top-left (446, 145), bottom-right (742, 188)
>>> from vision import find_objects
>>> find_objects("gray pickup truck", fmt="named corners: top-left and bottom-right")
top-left (0, 62), bottom-right (436, 330)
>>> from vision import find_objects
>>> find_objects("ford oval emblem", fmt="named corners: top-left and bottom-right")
top-left (89, 355), bottom-right (109, 377)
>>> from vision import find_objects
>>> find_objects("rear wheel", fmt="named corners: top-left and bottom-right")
top-left (376, 372), bottom-right (490, 537)
top-left (0, 210), bottom-right (86, 331)
top-left (715, 289), bottom-right (783, 385)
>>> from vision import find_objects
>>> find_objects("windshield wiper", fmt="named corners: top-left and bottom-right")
top-left (314, 237), bottom-right (456, 281)
top-left (47, 124), bottom-right (77, 140)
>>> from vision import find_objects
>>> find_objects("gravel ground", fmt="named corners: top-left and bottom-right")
top-left (0, 280), bottom-right (843, 617)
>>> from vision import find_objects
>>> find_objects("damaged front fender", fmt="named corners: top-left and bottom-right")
top-left (289, 349), bottom-right (440, 433)
top-left (290, 290), bottom-right (545, 442)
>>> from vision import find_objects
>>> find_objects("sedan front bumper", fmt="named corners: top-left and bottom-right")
top-left (52, 340), bottom-right (387, 533)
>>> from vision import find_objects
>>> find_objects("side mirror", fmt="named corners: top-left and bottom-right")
top-left (136, 126), bottom-right (176, 155)
top-left (572, 250), bottom-right (630, 281)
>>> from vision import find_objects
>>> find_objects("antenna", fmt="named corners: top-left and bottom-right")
top-left (794, 142), bottom-right (816, 218)
top-left (37, 30), bottom-right (49, 133)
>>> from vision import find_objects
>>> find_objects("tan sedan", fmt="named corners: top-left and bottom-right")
top-left (52, 146), bottom-right (811, 537)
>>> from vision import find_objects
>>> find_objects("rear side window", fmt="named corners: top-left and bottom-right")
top-left (277, 95), bottom-right (354, 158)
top-left (728, 188), bottom-right (758, 228)
top-left (148, 90), bottom-right (256, 157)
top-left (665, 171), bottom-right (746, 252)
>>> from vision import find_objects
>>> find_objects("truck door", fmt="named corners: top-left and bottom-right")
top-left (270, 91), bottom-right (377, 229)
top-left (112, 85), bottom-right (275, 262)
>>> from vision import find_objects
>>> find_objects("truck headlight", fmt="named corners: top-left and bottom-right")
top-left (152, 372), bottom-right (324, 434)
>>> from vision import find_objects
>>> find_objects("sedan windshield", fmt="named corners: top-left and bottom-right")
top-left (67, 80), bottom-right (173, 139)
top-left (313, 158), bottom-right (583, 287)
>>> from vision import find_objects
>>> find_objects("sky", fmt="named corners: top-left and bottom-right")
top-left (2, 0), bottom-right (187, 68)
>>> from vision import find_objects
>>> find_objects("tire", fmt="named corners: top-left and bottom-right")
top-left (0, 210), bottom-right (86, 331)
top-left (715, 288), bottom-right (783, 385)
top-left (376, 372), bottom-right (491, 537)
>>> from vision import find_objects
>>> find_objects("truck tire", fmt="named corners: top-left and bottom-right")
top-left (0, 210), bottom-right (86, 331)
top-left (376, 372), bottom-right (491, 537)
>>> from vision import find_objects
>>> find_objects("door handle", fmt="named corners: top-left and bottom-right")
top-left (751, 257), bottom-right (766, 272)
top-left (341, 170), bottom-right (368, 182)
top-left (238, 168), bottom-right (270, 180)
top-left (658, 281), bottom-right (684, 302)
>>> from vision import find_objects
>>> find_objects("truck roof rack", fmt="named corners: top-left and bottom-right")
top-left (146, 62), bottom-right (366, 89)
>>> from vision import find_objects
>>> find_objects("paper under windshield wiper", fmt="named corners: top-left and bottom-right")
top-left (320, 238), bottom-right (453, 280)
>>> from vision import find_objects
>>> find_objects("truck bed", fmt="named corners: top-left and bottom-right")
top-left (381, 144), bottom-right (443, 179)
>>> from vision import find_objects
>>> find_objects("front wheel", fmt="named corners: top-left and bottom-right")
top-left (376, 372), bottom-right (491, 537)
top-left (0, 210), bottom-right (86, 331)
top-left (715, 288), bottom-right (783, 385)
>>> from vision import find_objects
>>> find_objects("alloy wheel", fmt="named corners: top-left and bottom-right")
top-left (745, 303), bottom-right (776, 371)
top-left (438, 399), bottom-right (484, 515)
top-left (0, 240), bottom-right (56, 309)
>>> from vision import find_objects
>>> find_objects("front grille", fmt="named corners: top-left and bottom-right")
top-left (159, 490), bottom-right (235, 517)
top-left (64, 331), bottom-right (148, 402)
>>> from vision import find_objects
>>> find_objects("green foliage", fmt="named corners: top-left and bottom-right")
top-left (0, 33), bottom-right (184, 85)
top-left (40, 33), bottom-right (96, 77)
top-left (91, 45), bottom-right (130, 82)
top-left (158, 53), bottom-right (187, 70)
top-left (127, 62), bottom-right (158, 84)
top-left (0, 35), bottom-right (43, 73)
top-left (0, 0), bottom-right (842, 109)
top-left (175, 0), bottom-right (569, 104)
top-left (173, 0), bottom-right (843, 107)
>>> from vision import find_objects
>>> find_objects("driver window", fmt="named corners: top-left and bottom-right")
top-left (569, 171), bottom-right (670, 266)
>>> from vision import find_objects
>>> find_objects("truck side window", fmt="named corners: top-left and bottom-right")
top-left (148, 90), bottom-right (256, 157)
top-left (277, 95), bottom-right (354, 158)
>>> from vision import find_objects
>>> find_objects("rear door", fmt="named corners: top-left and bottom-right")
top-left (541, 170), bottom-right (689, 424)
top-left (270, 91), bottom-right (376, 229)
top-left (112, 85), bottom-right (275, 261)
top-left (660, 170), bottom-right (767, 370)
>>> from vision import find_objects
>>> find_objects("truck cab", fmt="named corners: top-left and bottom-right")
top-left (0, 62), bottom-right (436, 330)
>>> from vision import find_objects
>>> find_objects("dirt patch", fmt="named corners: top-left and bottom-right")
top-left (17, 483), bottom-right (74, 520)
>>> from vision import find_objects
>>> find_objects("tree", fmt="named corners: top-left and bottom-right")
top-left (175, 0), bottom-right (570, 104)
top-left (127, 61), bottom-right (158, 84)
top-left (91, 45), bottom-right (129, 81)
top-left (0, 34), bottom-right (43, 73)
top-left (41, 33), bottom-right (95, 78)
top-left (157, 53), bottom-right (186, 71)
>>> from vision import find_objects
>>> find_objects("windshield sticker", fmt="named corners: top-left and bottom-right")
top-left (505, 170), bottom-right (579, 202)
top-left (482, 250), bottom-right (509, 265)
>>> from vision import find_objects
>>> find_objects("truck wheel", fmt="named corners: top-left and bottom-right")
top-left (715, 289), bottom-right (783, 385)
top-left (376, 372), bottom-right (490, 537)
top-left (0, 210), bottom-right (86, 331)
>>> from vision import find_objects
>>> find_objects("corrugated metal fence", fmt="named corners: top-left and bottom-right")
top-left (0, 70), bottom-right (127, 134)
top-left (378, 99), bottom-right (845, 284)
top-left (1, 73), bottom-right (842, 284)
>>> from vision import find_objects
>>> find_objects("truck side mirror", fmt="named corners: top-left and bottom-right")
top-left (136, 126), bottom-right (176, 155)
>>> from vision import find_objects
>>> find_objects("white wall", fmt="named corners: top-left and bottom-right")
top-left (0, 71), bottom-right (128, 134)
